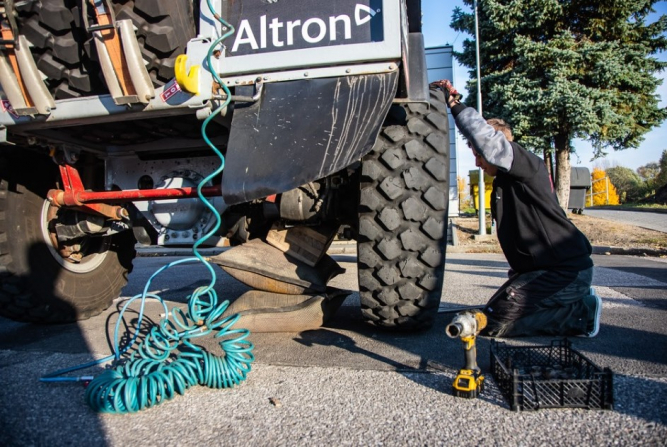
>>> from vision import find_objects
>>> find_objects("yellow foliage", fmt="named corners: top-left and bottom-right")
top-left (457, 176), bottom-right (467, 201)
top-left (591, 168), bottom-right (620, 205)
top-left (457, 176), bottom-right (473, 211)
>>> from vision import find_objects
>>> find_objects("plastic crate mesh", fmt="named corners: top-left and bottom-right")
top-left (491, 339), bottom-right (614, 411)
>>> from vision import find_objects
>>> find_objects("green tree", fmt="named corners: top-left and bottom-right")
top-left (606, 165), bottom-right (643, 202)
top-left (637, 162), bottom-right (660, 181)
top-left (450, 0), bottom-right (667, 209)
top-left (657, 149), bottom-right (667, 187)
top-left (637, 160), bottom-right (660, 196)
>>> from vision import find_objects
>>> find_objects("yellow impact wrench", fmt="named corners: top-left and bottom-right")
top-left (446, 311), bottom-right (487, 398)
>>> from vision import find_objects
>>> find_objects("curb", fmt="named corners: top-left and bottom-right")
top-left (588, 206), bottom-right (667, 214)
top-left (136, 242), bottom-right (666, 258)
top-left (591, 246), bottom-right (667, 257)
top-left (136, 242), bottom-right (359, 258)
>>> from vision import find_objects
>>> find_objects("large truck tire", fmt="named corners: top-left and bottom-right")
top-left (16, 0), bottom-right (195, 99)
top-left (113, 0), bottom-right (196, 87)
top-left (0, 150), bottom-right (136, 323)
top-left (357, 88), bottom-right (450, 331)
top-left (17, 0), bottom-right (103, 99)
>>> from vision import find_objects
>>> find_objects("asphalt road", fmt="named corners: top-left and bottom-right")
top-left (1, 251), bottom-right (666, 446)
top-left (583, 208), bottom-right (667, 233)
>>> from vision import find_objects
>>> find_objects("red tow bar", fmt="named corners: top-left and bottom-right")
top-left (47, 165), bottom-right (222, 220)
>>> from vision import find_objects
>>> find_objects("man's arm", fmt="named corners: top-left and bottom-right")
top-left (434, 80), bottom-right (514, 172)
top-left (454, 106), bottom-right (514, 172)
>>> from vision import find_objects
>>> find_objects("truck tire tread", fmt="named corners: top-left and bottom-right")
top-left (357, 89), bottom-right (450, 331)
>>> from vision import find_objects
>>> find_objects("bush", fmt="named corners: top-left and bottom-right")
top-left (591, 168), bottom-right (619, 205)
top-left (606, 166), bottom-right (641, 203)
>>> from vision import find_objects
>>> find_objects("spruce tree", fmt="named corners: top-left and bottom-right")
top-left (451, 0), bottom-right (667, 209)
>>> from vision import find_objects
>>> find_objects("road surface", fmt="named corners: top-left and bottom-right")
top-left (584, 208), bottom-right (667, 233)
top-left (0, 252), bottom-right (665, 446)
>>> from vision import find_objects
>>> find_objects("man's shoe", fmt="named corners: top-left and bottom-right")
top-left (582, 287), bottom-right (602, 338)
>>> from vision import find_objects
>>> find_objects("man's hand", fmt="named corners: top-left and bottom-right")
top-left (431, 79), bottom-right (461, 108)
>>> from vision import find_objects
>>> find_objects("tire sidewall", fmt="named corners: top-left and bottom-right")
top-left (0, 154), bottom-right (135, 322)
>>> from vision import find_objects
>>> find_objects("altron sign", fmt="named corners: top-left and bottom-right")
top-left (226, 0), bottom-right (384, 56)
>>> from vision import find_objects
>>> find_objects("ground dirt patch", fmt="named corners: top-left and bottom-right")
top-left (452, 213), bottom-right (667, 256)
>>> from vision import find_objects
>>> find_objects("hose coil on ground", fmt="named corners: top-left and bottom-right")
top-left (85, 296), bottom-right (254, 413)
top-left (42, 2), bottom-right (253, 414)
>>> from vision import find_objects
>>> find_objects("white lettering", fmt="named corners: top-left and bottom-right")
top-left (302, 18), bottom-right (327, 43)
top-left (260, 15), bottom-right (267, 48)
top-left (329, 15), bottom-right (351, 41)
top-left (232, 19), bottom-right (259, 52)
top-left (286, 20), bottom-right (301, 46)
top-left (269, 18), bottom-right (284, 47)
top-left (230, 7), bottom-right (380, 53)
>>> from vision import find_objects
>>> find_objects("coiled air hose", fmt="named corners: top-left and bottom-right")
top-left (41, 2), bottom-right (254, 414)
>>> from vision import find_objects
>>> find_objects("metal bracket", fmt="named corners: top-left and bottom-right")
top-left (0, 33), bottom-right (56, 116)
top-left (0, 0), bottom-right (55, 115)
top-left (92, 19), bottom-right (154, 105)
top-left (0, 0), bottom-right (18, 45)
top-left (227, 80), bottom-right (264, 104)
top-left (49, 164), bottom-right (130, 221)
top-left (81, 0), bottom-right (117, 33)
top-left (88, 0), bottom-right (154, 106)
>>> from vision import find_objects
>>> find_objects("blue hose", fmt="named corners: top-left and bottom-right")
top-left (42, 4), bottom-right (254, 414)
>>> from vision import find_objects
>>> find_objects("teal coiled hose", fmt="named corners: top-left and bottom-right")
top-left (41, 3), bottom-right (254, 414)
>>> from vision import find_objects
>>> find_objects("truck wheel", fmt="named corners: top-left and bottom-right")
top-left (0, 151), bottom-right (136, 323)
top-left (357, 88), bottom-right (450, 331)
top-left (16, 0), bottom-right (195, 99)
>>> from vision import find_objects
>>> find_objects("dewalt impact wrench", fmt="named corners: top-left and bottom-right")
top-left (446, 311), bottom-right (487, 398)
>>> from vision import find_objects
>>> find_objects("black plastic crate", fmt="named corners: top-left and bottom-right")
top-left (490, 339), bottom-right (614, 411)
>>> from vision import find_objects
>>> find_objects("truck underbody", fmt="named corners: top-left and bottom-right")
top-left (0, 0), bottom-right (450, 331)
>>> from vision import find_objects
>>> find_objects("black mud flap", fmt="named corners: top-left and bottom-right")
top-left (221, 72), bottom-right (398, 205)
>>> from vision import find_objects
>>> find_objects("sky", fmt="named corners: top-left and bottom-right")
top-left (421, 0), bottom-right (667, 176)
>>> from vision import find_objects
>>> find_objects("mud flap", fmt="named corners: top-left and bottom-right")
top-left (221, 72), bottom-right (398, 205)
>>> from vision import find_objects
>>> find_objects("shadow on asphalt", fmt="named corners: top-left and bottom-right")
top-left (294, 328), bottom-right (425, 371)
top-left (444, 267), bottom-right (509, 280)
top-left (0, 242), bottom-right (109, 446)
top-left (607, 266), bottom-right (667, 284)
top-left (309, 298), bottom-right (667, 422)
top-left (104, 303), bottom-right (160, 358)
top-left (444, 257), bottom-right (509, 268)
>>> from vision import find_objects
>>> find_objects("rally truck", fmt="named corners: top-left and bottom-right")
top-left (0, 0), bottom-right (450, 331)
